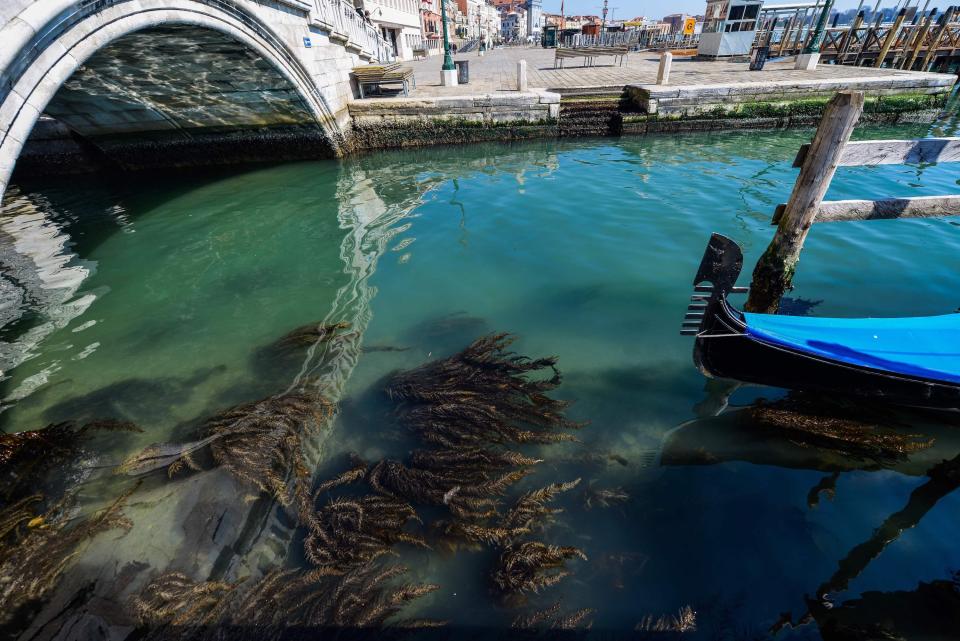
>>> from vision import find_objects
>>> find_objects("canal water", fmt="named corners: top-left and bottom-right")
top-left (3, 110), bottom-right (960, 639)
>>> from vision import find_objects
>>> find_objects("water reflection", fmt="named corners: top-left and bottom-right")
top-left (2, 128), bottom-right (960, 638)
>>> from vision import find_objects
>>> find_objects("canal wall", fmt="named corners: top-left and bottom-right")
top-left (348, 91), bottom-right (561, 149)
top-left (628, 73), bottom-right (954, 118)
top-left (340, 72), bottom-right (955, 150)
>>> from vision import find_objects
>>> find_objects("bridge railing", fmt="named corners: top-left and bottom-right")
top-left (311, 0), bottom-right (394, 61)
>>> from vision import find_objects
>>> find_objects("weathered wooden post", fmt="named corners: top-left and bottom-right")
top-left (924, 7), bottom-right (955, 72)
top-left (517, 59), bottom-right (528, 92)
top-left (902, 8), bottom-right (937, 69)
top-left (745, 91), bottom-right (865, 314)
top-left (873, 8), bottom-right (907, 67)
top-left (657, 52), bottom-right (672, 85)
top-left (838, 10), bottom-right (865, 62)
top-left (778, 12), bottom-right (798, 56)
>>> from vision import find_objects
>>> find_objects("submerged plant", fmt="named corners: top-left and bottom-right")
top-left (124, 390), bottom-right (334, 529)
top-left (269, 321), bottom-right (352, 351)
top-left (635, 606), bottom-right (697, 633)
top-left (748, 396), bottom-right (934, 461)
top-left (131, 571), bottom-right (239, 628)
top-left (204, 392), bottom-right (334, 519)
top-left (369, 457), bottom-right (527, 521)
top-left (512, 601), bottom-right (594, 630)
top-left (381, 334), bottom-right (591, 606)
top-left (387, 333), bottom-right (585, 447)
top-left (0, 484), bottom-right (135, 624)
top-left (581, 482), bottom-right (630, 511)
top-left (491, 541), bottom-right (587, 597)
top-left (2, 419), bottom-right (140, 502)
top-left (305, 492), bottom-right (428, 570)
top-left (133, 560), bottom-right (442, 639)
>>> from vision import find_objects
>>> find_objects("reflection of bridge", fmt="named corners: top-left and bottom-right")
top-left (0, 0), bottom-right (393, 199)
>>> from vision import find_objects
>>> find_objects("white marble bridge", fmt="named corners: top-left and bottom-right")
top-left (0, 0), bottom-right (393, 197)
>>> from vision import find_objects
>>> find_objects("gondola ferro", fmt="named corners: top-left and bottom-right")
top-left (683, 233), bottom-right (960, 409)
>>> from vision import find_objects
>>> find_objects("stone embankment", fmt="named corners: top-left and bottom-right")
top-left (342, 68), bottom-right (955, 150)
top-left (349, 91), bottom-right (560, 149)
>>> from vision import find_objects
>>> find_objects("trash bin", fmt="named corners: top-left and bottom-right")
top-left (455, 59), bottom-right (469, 85)
top-left (749, 46), bottom-right (769, 71)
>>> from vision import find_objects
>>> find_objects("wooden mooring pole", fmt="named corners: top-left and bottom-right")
top-left (745, 91), bottom-right (865, 314)
top-left (924, 6), bottom-right (955, 72)
top-left (902, 8), bottom-right (937, 69)
top-left (874, 8), bottom-right (907, 67)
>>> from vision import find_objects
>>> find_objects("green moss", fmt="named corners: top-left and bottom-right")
top-left (646, 91), bottom-right (946, 122)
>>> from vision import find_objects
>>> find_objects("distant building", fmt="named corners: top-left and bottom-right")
top-left (455, 0), bottom-right (500, 43)
top-left (420, 0), bottom-right (441, 54)
top-left (526, 0), bottom-right (542, 37)
top-left (361, 0), bottom-right (424, 60)
top-left (661, 13), bottom-right (685, 33)
top-left (501, 7), bottom-right (526, 40)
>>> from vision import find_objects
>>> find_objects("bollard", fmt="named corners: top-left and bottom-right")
top-left (517, 59), bottom-right (528, 92)
top-left (656, 52), bottom-right (672, 85)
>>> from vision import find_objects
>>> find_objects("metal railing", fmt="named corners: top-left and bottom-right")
top-left (561, 31), bottom-right (641, 47)
top-left (311, 0), bottom-right (394, 61)
top-left (458, 37), bottom-right (480, 52)
top-left (559, 30), bottom-right (694, 49)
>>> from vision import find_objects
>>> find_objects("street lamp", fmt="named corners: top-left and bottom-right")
top-left (803, 0), bottom-right (834, 53)
top-left (440, 0), bottom-right (457, 85)
top-left (795, 0), bottom-right (833, 68)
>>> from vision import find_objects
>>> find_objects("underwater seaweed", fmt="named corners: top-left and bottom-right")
top-left (204, 393), bottom-right (334, 513)
top-left (491, 541), bottom-right (587, 597)
top-left (748, 395), bottom-right (934, 461)
top-left (368, 458), bottom-right (526, 521)
top-left (303, 456), bottom-right (431, 572)
top-left (581, 482), bottom-right (630, 511)
top-left (270, 321), bottom-right (352, 350)
top-left (438, 479), bottom-right (582, 549)
top-left (387, 333), bottom-right (585, 447)
top-left (2, 419), bottom-right (140, 501)
top-left (132, 571), bottom-right (239, 628)
top-left (0, 483), bottom-right (135, 624)
top-left (133, 560), bottom-right (442, 639)
top-left (635, 606), bottom-right (697, 633)
top-left (125, 391), bottom-right (335, 529)
top-left (512, 601), bottom-right (594, 630)
top-left (497, 479), bottom-right (581, 541)
top-left (305, 493), bottom-right (428, 570)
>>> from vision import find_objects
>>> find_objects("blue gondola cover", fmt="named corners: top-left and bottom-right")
top-left (743, 312), bottom-right (960, 384)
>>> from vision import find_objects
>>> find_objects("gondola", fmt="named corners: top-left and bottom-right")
top-left (683, 233), bottom-right (960, 409)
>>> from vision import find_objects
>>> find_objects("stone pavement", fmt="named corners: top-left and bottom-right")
top-left (401, 45), bottom-right (953, 97)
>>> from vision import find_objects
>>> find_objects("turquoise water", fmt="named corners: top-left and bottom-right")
top-left (3, 114), bottom-right (960, 638)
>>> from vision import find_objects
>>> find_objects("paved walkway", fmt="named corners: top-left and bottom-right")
top-left (403, 46), bottom-right (948, 97)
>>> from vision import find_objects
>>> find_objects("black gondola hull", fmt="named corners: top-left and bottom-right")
top-left (687, 233), bottom-right (960, 410)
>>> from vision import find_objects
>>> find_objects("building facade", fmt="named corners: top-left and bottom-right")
top-left (360, 0), bottom-right (424, 60)
top-left (501, 8), bottom-right (526, 40)
top-left (525, 0), bottom-right (542, 37)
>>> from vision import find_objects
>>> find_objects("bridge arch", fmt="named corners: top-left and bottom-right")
top-left (0, 0), bottom-right (350, 197)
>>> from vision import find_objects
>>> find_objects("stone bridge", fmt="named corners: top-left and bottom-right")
top-left (0, 0), bottom-right (392, 197)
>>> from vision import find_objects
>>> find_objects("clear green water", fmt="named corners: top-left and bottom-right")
top-left (4, 113), bottom-right (960, 638)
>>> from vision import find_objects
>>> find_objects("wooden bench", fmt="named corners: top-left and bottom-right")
top-left (352, 63), bottom-right (417, 98)
top-left (554, 46), bottom-right (629, 68)
top-left (412, 47), bottom-right (427, 60)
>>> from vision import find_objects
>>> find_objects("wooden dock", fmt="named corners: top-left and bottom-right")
top-left (759, 9), bottom-right (960, 71)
